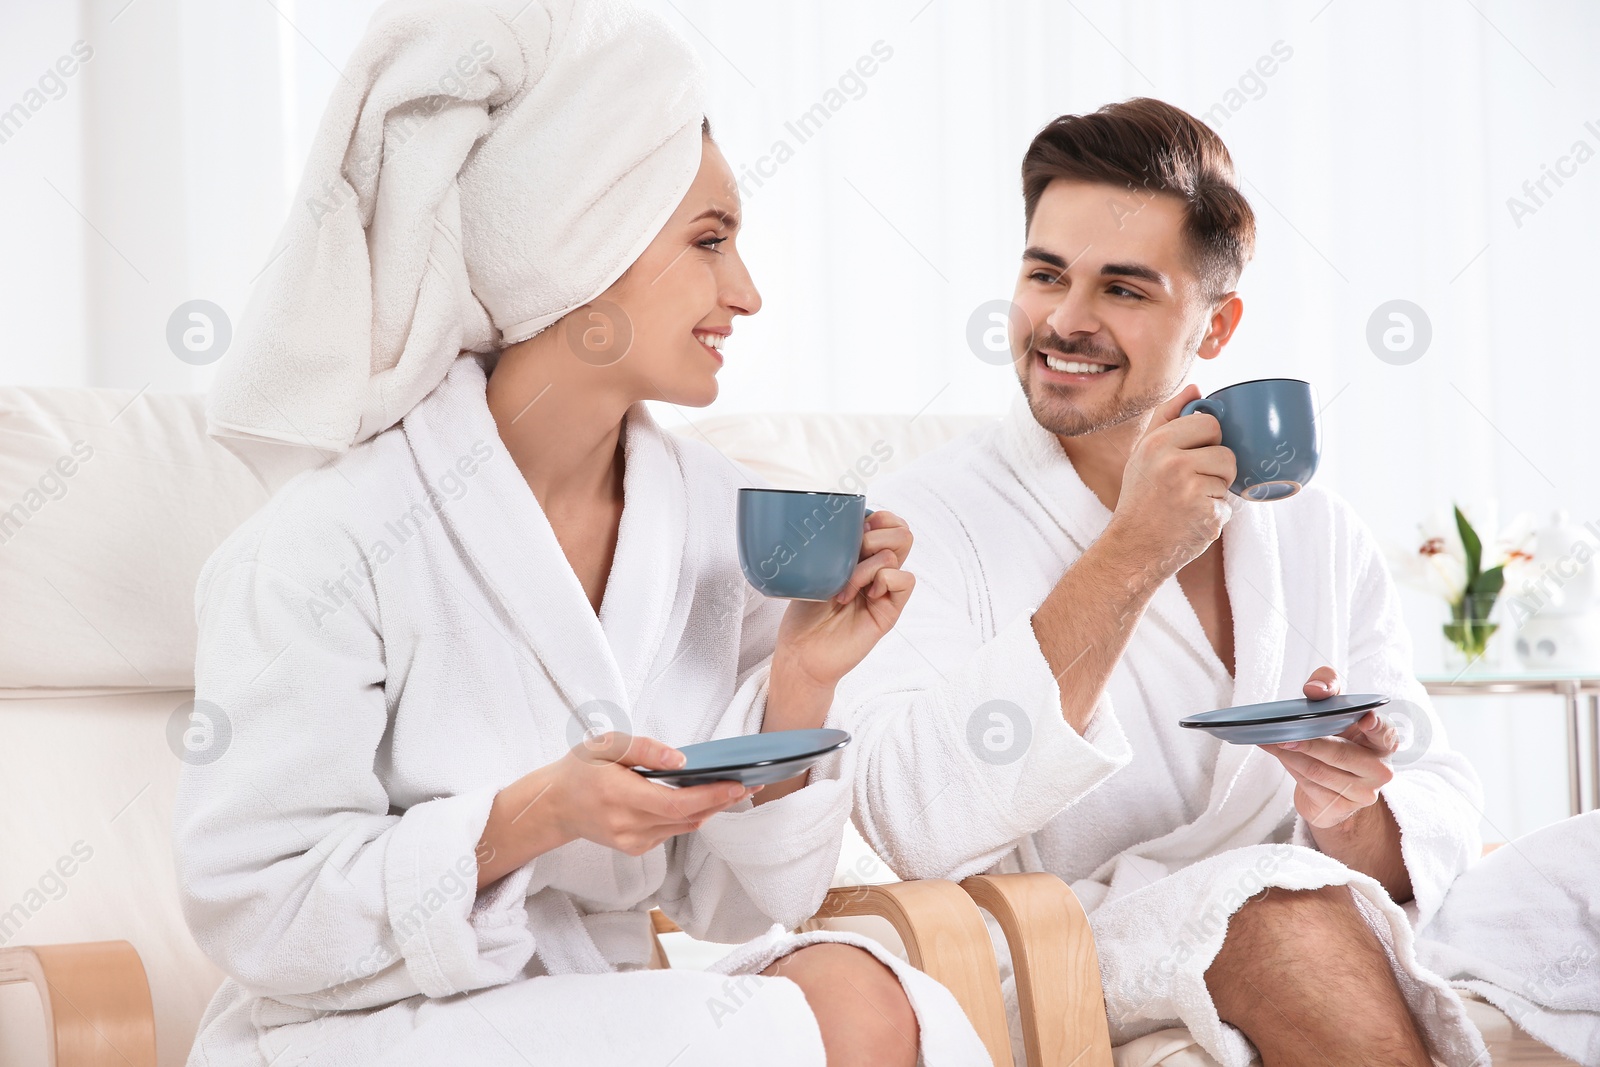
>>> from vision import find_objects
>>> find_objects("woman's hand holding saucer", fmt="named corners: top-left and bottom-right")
top-left (475, 732), bottom-right (757, 889)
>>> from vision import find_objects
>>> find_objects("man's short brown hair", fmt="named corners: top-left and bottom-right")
top-left (1021, 97), bottom-right (1256, 302)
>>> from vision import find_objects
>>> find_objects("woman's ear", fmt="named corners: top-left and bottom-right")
top-left (1197, 293), bottom-right (1244, 361)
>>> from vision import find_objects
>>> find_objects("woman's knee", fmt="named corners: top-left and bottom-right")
top-left (763, 944), bottom-right (918, 1067)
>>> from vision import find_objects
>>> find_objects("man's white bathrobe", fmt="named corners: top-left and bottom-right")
top-left (834, 392), bottom-right (1490, 1067)
top-left (173, 353), bottom-right (989, 1066)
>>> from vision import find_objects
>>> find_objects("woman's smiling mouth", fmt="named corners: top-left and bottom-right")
top-left (694, 329), bottom-right (727, 364)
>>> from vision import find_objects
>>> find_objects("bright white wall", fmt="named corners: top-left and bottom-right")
top-left (0, 4), bottom-right (88, 386)
top-left (3, 0), bottom-right (1597, 837)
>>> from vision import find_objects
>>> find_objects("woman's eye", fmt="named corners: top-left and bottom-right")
top-left (698, 236), bottom-right (727, 252)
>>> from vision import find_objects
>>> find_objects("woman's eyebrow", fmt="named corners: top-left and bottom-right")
top-left (688, 207), bottom-right (739, 228)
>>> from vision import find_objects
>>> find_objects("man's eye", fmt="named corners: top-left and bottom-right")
top-left (1029, 270), bottom-right (1060, 284)
top-left (1108, 284), bottom-right (1143, 299)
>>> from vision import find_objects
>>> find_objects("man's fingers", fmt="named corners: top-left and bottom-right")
top-left (1265, 743), bottom-right (1359, 788)
top-left (1160, 408), bottom-right (1227, 451)
top-left (1303, 666), bottom-right (1344, 701)
top-left (1149, 383), bottom-right (1202, 431)
top-left (1291, 771), bottom-right (1359, 827)
top-left (1269, 752), bottom-right (1365, 819)
top-left (1276, 735), bottom-right (1393, 779)
top-left (1343, 711), bottom-right (1400, 754)
top-left (1188, 444), bottom-right (1238, 484)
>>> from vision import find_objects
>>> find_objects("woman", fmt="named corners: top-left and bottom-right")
top-left (174, 1), bottom-right (987, 1065)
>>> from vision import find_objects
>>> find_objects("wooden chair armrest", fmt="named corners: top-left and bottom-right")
top-left (0, 940), bottom-right (157, 1067)
top-left (961, 873), bottom-right (1113, 1067)
top-left (814, 880), bottom-right (1014, 1067)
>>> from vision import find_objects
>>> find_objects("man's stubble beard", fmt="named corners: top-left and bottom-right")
top-left (1015, 319), bottom-right (1201, 439)
top-left (1020, 360), bottom-right (1192, 439)
top-left (1023, 376), bottom-right (1157, 438)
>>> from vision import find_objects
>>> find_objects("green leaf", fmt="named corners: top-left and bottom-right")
top-left (1474, 565), bottom-right (1505, 600)
top-left (1455, 505), bottom-right (1482, 588)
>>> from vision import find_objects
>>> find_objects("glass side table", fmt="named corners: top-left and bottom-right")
top-left (1418, 671), bottom-right (1600, 818)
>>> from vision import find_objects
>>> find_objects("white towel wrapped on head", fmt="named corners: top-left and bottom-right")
top-left (206, 0), bottom-right (706, 490)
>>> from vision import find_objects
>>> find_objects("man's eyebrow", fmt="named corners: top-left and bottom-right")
top-left (1022, 245), bottom-right (1069, 269)
top-left (689, 207), bottom-right (739, 228)
top-left (1100, 261), bottom-right (1169, 288)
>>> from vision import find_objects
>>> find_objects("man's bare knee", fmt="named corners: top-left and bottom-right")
top-left (1218, 884), bottom-right (1368, 958)
top-left (1207, 886), bottom-right (1391, 1020)
top-left (1205, 885), bottom-right (1431, 1067)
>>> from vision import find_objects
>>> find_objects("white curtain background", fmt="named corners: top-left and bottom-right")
top-left (3, 0), bottom-right (1597, 838)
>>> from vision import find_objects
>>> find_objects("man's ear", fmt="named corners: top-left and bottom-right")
top-left (1197, 292), bottom-right (1244, 362)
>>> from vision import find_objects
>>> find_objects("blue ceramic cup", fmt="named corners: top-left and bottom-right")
top-left (737, 488), bottom-right (873, 600)
top-left (1180, 378), bottom-right (1320, 502)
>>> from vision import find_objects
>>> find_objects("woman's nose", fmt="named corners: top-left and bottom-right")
top-left (724, 254), bottom-right (762, 316)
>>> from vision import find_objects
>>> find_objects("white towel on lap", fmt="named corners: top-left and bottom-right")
top-left (206, 0), bottom-right (705, 490)
top-left (1414, 812), bottom-right (1600, 1065)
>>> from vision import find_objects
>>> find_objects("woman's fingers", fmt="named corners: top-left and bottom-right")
top-left (634, 777), bottom-right (755, 822)
top-left (834, 548), bottom-right (900, 604)
top-left (861, 511), bottom-right (913, 568)
top-left (574, 731), bottom-right (686, 771)
top-left (864, 509), bottom-right (909, 535)
top-left (866, 564), bottom-right (915, 602)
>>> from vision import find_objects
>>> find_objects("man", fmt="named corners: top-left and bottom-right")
top-left (835, 98), bottom-right (1487, 1066)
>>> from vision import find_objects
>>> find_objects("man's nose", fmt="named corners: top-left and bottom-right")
top-left (1045, 286), bottom-right (1101, 340)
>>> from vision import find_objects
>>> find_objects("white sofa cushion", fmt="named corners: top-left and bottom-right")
top-left (0, 386), bottom-right (268, 689)
top-left (0, 381), bottom-right (993, 691)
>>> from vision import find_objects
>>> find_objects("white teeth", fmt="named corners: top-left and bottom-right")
top-left (695, 331), bottom-right (725, 351)
top-left (1043, 353), bottom-right (1111, 374)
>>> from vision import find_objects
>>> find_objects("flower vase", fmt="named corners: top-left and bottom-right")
top-left (1442, 595), bottom-right (1498, 674)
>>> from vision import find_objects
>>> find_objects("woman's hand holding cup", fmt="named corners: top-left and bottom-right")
top-left (733, 489), bottom-right (914, 801)
top-left (771, 508), bottom-right (916, 697)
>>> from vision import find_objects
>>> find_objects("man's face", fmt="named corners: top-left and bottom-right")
top-left (1010, 180), bottom-right (1215, 438)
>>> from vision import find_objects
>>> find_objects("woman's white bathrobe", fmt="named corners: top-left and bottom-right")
top-left (833, 392), bottom-right (1491, 1067)
top-left (173, 353), bottom-right (990, 1066)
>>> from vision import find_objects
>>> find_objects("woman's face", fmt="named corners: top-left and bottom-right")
top-left (568, 136), bottom-right (760, 407)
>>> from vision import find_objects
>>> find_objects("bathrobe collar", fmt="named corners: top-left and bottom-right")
top-left (996, 390), bottom-right (1294, 851)
top-left (402, 354), bottom-right (687, 725)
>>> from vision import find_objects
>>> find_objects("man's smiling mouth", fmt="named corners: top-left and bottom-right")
top-left (1037, 350), bottom-right (1118, 375)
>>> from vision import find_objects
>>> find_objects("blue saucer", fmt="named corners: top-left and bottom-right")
top-left (635, 728), bottom-right (851, 787)
top-left (1178, 694), bottom-right (1390, 745)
